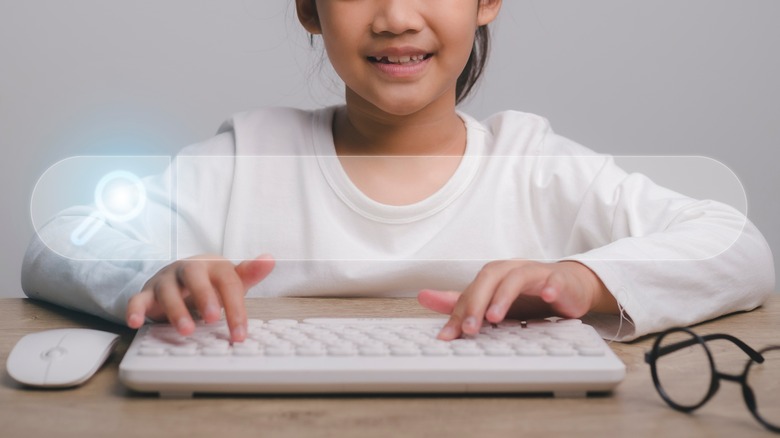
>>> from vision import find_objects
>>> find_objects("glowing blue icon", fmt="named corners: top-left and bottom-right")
top-left (70, 170), bottom-right (147, 246)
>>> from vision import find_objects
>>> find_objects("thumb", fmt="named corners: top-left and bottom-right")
top-left (235, 254), bottom-right (275, 290)
top-left (417, 289), bottom-right (461, 315)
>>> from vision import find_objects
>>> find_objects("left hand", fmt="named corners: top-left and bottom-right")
top-left (417, 260), bottom-right (618, 340)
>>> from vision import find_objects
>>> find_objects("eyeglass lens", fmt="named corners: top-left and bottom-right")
top-left (655, 330), bottom-right (714, 409)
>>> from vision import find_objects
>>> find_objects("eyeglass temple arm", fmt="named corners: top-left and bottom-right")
top-left (645, 333), bottom-right (765, 363)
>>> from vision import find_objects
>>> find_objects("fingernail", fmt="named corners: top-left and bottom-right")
top-left (177, 317), bottom-right (193, 331)
top-left (542, 287), bottom-right (557, 302)
top-left (128, 313), bottom-right (143, 328)
top-left (464, 316), bottom-right (479, 332)
top-left (232, 325), bottom-right (246, 340)
top-left (438, 326), bottom-right (457, 340)
top-left (487, 304), bottom-right (503, 319)
top-left (204, 304), bottom-right (220, 319)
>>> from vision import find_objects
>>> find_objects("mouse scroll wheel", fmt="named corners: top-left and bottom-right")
top-left (41, 346), bottom-right (68, 361)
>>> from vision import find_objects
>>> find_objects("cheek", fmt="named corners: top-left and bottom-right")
top-left (441, 29), bottom-right (478, 78)
top-left (321, 35), bottom-right (359, 78)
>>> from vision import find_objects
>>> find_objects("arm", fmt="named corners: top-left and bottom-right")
top-left (21, 130), bottom-right (239, 325)
top-left (22, 169), bottom-right (177, 324)
top-left (566, 167), bottom-right (775, 341)
top-left (422, 132), bottom-right (775, 341)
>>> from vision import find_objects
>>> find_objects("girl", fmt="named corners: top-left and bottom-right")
top-left (22, 0), bottom-right (774, 343)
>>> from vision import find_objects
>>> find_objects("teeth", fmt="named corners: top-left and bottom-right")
top-left (371, 54), bottom-right (428, 64)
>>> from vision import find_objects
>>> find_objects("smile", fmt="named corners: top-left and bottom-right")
top-left (368, 54), bottom-right (433, 65)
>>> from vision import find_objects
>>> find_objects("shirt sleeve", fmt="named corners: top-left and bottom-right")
top-left (21, 129), bottom-right (238, 324)
top-left (535, 132), bottom-right (775, 341)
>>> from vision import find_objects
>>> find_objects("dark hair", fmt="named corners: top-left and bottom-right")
top-left (305, 3), bottom-right (491, 105)
top-left (458, 25), bottom-right (490, 104)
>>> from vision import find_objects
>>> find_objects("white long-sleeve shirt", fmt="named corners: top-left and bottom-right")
top-left (22, 106), bottom-right (775, 341)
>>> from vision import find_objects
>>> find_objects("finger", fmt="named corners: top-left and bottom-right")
top-left (235, 254), bottom-right (275, 290)
top-left (417, 289), bottom-right (461, 314)
top-left (419, 290), bottom-right (462, 339)
top-left (437, 303), bottom-right (469, 341)
top-left (486, 264), bottom-right (550, 323)
top-left (448, 262), bottom-right (515, 337)
top-left (437, 302), bottom-right (465, 341)
top-left (154, 276), bottom-right (195, 335)
top-left (540, 274), bottom-right (561, 303)
top-left (126, 290), bottom-right (155, 328)
top-left (176, 262), bottom-right (221, 323)
top-left (211, 264), bottom-right (248, 342)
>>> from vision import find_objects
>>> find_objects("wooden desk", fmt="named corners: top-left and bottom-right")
top-left (2, 296), bottom-right (778, 437)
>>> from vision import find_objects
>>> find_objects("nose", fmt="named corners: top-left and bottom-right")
top-left (371, 0), bottom-right (425, 36)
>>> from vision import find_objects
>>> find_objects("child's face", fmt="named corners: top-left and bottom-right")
top-left (297, 0), bottom-right (501, 116)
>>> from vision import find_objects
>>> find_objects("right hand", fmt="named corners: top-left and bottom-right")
top-left (125, 254), bottom-right (275, 342)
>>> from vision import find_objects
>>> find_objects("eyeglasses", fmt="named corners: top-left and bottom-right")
top-left (645, 327), bottom-right (780, 433)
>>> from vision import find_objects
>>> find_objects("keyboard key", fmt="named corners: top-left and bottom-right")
top-left (515, 347), bottom-right (547, 356)
top-left (202, 346), bottom-right (231, 356)
top-left (296, 346), bottom-right (327, 356)
top-left (169, 346), bottom-right (198, 357)
top-left (247, 319), bottom-right (265, 328)
top-left (555, 319), bottom-right (583, 326)
top-left (390, 346), bottom-right (421, 356)
top-left (421, 346), bottom-right (452, 356)
top-left (453, 348), bottom-right (484, 357)
top-left (265, 346), bottom-right (294, 356)
top-left (268, 319), bottom-right (299, 327)
top-left (484, 347), bottom-right (514, 356)
top-left (232, 345), bottom-right (262, 356)
top-left (202, 339), bottom-right (231, 349)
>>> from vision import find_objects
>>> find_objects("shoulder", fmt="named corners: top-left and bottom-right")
top-left (468, 110), bottom-right (617, 191)
top-left (466, 110), bottom-right (599, 157)
top-left (179, 107), bottom-right (326, 156)
top-left (219, 106), bottom-right (324, 155)
top-left (464, 110), bottom-right (550, 155)
top-left (219, 106), bottom-right (317, 135)
top-left (477, 109), bottom-right (551, 133)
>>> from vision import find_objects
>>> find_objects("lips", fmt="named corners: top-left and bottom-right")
top-left (365, 46), bottom-right (434, 78)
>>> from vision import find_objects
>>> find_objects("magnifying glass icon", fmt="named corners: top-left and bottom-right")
top-left (70, 170), bottom-right (147, 246)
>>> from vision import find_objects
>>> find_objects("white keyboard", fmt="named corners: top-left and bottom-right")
top-left (119, 317), bottom-right (625, 398)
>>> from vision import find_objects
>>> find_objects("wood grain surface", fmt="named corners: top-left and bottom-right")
top-left (1, 296), bottom-right (778, 438)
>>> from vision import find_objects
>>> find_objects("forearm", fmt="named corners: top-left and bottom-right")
top-left (21, 215), bottom-right (170, 324)
top-left (571, 216), bottom-right (775, 341)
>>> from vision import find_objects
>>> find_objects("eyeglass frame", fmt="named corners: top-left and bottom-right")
top-left (644, 326), bottom-right (780, 433)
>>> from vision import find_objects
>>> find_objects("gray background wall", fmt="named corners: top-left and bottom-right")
top-left (1, 0), bottom-right (777, 297)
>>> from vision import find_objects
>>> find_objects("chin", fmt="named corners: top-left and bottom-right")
top-left (370, 97), bottom-right (437, 117)
top-left (346, 85), bottom-right (451, 118)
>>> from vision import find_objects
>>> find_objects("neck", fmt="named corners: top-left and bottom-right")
top-left (333, 90), bottom-right (466, 156)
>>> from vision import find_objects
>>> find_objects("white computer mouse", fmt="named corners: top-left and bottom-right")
top-left (6, 328), bottom-right (120, 387)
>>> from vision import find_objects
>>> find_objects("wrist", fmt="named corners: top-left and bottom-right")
top-left (562, 261), bottom-right (618, 315)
